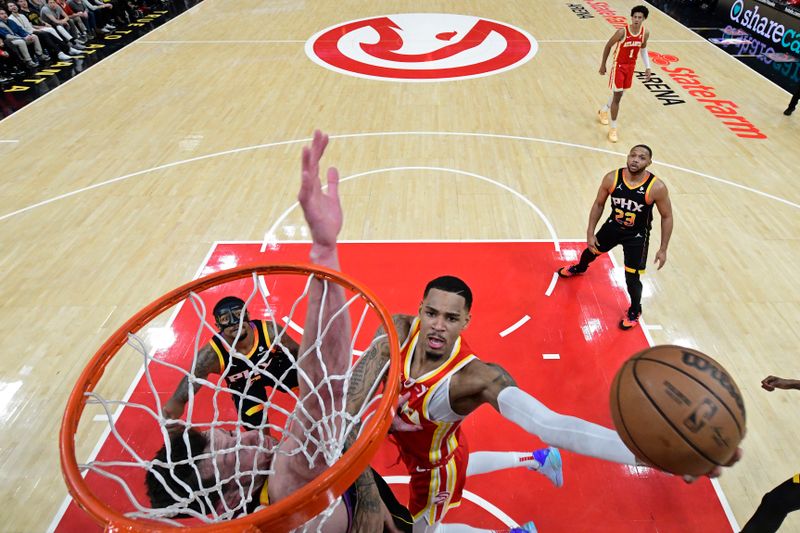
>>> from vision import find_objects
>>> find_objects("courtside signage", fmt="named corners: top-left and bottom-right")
top-left (723, 0), bottom-right (800, 53)
top-left (585, 1), bottom-right (766, 140)
top-left (305, 14), bottom-right (537, 82)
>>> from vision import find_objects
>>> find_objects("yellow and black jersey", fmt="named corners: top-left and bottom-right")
top-left (209, 319), bottom-right (298, 427)
top-left (606, 167), bottom-right (658, 233)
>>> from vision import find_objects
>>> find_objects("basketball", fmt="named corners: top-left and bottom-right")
top-left (609, 345), bottom-right (746, 477)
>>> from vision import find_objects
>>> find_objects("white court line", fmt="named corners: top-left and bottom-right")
top-left (281, 316), bottom-right (304, 336)
top-left (499, 315), bottom-right (531, 337)
top-left (645, 324), bottom-right (663, 330)
top-left (384, 476), bottom-right (518, 528)
top-left (542, 353), bottom-right (560, 360)
top-left (539, 39), bottom-right (705, 43)
top-left (140, 39), bottom-right (706, 44)
top-left (138, 40), bottom-right (305, 44)
top-left (0, 139), bottom-right (19, 143)
top-left (261, 165), bottom-right (561, 253)
top-left (545, 272), bottom-right (559, 297)
top-left (5, 131), bottom-right (798, 224)
top-left (605, 254), bottom-right (739, 531)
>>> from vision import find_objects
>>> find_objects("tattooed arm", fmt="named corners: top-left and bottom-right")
top-left (346, 314), bottom-right (413, 533)
top-left (162, 344), bottom-right (221, 420)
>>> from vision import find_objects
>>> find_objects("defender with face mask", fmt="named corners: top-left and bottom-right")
top-left (162, 296), bottom-right (300, 428)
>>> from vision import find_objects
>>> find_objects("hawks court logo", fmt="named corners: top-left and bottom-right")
top-left (305, 14), bottom-right (538, 82)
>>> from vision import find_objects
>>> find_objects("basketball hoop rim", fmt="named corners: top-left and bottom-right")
top-left (59, 262), bottom-right (401, 532)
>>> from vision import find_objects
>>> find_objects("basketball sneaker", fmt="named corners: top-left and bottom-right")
top-left (619, 311), bottom-right (641, 330)
top-left (531, 447), bottom-right (563, 488)
top-left (557, 265), bottom-right (584, 278)
top-left (608, 127), bottom-right (619, 143)
top-left (510, 521), bottom-right (538, 533)
top-left (598, 109), bottom-right (610, 125)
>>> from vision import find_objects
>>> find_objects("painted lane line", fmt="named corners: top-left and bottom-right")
top-left (262, 165), bottom-right (561, 253)
top-left (542, 353), bottom-right (560, 360)
top-left (138, 40), bottom-right (305, 44)
top-left (384, 476), bottom-right (517, 528)
top-left (545, 272), bottom-right (559, 296)
top-left (8, 131), bottom-right (799, 224)
top-left (499, 315), bottom-right (531, 337)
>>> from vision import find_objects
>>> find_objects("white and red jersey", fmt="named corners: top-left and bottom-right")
top-left (613, 24), bottom-right (646, 66)
top-left (391, 317), bottom-right (478, 471)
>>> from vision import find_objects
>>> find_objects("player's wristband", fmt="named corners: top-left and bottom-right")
top-left (641, 49), bottom-right (651, 69)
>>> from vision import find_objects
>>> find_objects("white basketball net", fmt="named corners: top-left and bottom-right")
top-left (79, 271), bottom-right (391, 530)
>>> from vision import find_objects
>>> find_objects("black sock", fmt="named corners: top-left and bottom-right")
top-left (574, 248), bottom-right (598, 272)
top-left (625, 271), bottom-right (642, 317)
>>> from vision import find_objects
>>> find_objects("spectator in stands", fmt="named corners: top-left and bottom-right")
top-left (80, 0), bottom-right (114, 34)
top-left (40, 0), bottom-right (85, 43)
top-left (17, 0), bottom-right (79, 47)
top-left (0, 7), bottom-right (44, 68)
top-left (8, 1), bottom-right (79, 60)
top-left (53, 0), bottom-right (87, 39)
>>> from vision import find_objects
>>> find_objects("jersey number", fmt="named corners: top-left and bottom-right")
top-left (629, 48), bottom-right (636, 59)
top-left (614, 208), bottom-right (636, 227)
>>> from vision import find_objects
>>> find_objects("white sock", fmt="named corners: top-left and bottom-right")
top-left (466, 451), bottom-right (539, 476)
top-left (610, 120), bottom-right (617, 128)
top-left (497, 387), bottom-right (636, 465)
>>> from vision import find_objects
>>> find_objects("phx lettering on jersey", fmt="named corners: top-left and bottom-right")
top-left (611, 196), bottom-right (645, 213)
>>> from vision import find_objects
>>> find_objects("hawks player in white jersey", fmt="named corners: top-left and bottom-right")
top-left (597, 5), bottom-right (652, 143)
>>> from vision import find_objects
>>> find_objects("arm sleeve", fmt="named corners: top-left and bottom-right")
top-left (497, 386), bottom-right (637, 465)
top-left (641, 48), bottom-right (651, 69)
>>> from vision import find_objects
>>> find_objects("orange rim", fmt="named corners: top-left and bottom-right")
top-left (59, 263), bottom-right (401, 532)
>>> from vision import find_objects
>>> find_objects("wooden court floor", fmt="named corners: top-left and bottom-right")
top-left (0, 0), bottom-right (798, 531)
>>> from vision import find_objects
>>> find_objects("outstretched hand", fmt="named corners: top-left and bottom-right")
top-left (297, 130), bottom-right (342, 256)
top-left (682, 447), bottom-right (743, 484)
top-left (762, 375), bottom-right (798, 391)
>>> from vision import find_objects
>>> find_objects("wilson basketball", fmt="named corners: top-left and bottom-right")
top-left (609, 345), bottom-right (746, 476)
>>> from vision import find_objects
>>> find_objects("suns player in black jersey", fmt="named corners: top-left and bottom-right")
top-left (161, 296), bottom-right (300, 428)
top-left (557, 144), bottom-right (673, 330)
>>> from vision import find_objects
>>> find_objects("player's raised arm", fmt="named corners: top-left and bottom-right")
top-left (269, 130), bottom-right (350, 499)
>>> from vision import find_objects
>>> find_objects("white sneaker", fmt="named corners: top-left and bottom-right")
top-left (57, 52), bottom-right (73, 61)
top-left (531, 447), bottom-right (563, 488)
top-left (68, 48), bottom-right (83, 55)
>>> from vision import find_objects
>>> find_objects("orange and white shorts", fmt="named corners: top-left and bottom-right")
top-left (610, 63), bottom-right (636, 91)
top-left (407, 444), bottom-right (469, 525)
